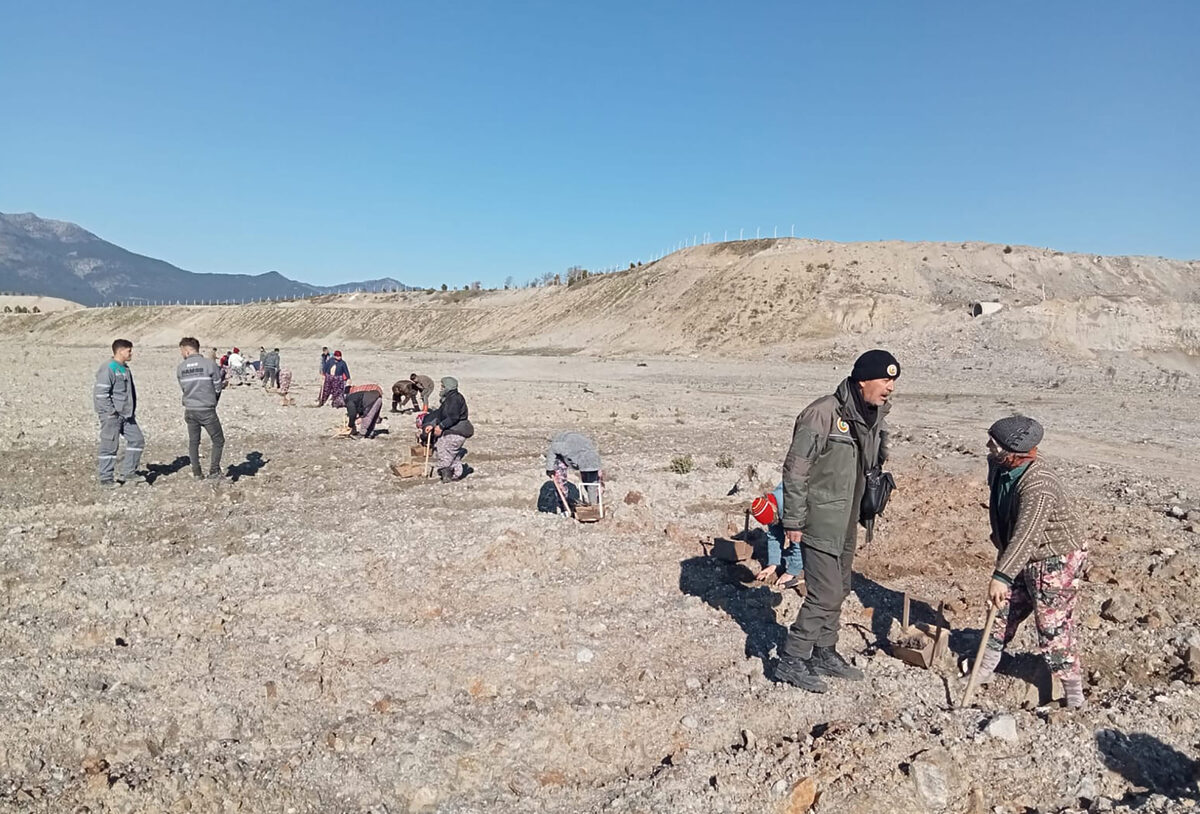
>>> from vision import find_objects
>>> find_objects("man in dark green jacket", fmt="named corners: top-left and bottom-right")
top-left (775, 350), bottom-right (900, 693)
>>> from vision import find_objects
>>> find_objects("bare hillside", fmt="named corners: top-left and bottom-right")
top-left (3, 239), bottom-right (1197, 372)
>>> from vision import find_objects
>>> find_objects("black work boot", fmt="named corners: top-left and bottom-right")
top-left (773, 653), bottom-right (828, 693)
top-left (438, 467), bottom-right (453, 483)
top-left (810, 646), bottom-right (864, 680)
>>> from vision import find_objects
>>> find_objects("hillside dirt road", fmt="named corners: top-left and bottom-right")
top-left (0, 346), bottom-right (1197, 813)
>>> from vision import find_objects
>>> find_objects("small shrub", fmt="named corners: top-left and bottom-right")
top-left (440, 283), bottom-right (448, 291)
top-left (669, 454), bottom-right (694, 475)
top-left (1003, 245), bottom-right (1013, 254)
top-left (715, 453), bottom-right (734, 469)
top-left (30, 306), bottom-right (40, 313)
top-left (630, 412), bottom-right (639, 420)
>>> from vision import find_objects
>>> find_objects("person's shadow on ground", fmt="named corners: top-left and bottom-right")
top-left (1096, 729), bottom-right (1199, 804)
top-left (852, 571), bottom-right (986, 657)
top-left (227, 451), bottom-right (268, 482)
top-left (145, 456), bottom-right (190, 484)
top-left (849, 571), bottom-right (909, 651)
top-left (679, 555), bottom-right (784, 663)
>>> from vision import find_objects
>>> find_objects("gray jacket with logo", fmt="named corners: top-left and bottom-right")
top-left (177, 353), bottom-right (225, 409)
top-left (94, 360), bottom-right (137, 419)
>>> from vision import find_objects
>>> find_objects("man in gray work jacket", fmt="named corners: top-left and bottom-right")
top-left (774, 349), bottom-right (900, 693)
top-left (176, 336), bottom-right (227, 480)
top-left (94, 338), bottom-right (145, 486)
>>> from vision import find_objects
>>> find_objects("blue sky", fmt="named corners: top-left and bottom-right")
top-left (2, 1), bottom-right (1196, 287)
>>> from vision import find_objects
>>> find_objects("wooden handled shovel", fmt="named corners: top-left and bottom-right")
top-left (422, 432), bottom-right (433, 478)
top-left (960, 604), bottom-right (999, 708)
top-left (552, 478), bottom-right (574, 516)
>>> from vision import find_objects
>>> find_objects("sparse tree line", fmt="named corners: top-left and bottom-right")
top-left (2, 305), bottom-right (41, 313)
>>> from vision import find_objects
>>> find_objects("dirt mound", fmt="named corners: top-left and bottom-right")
top-left (2, 239), bottom-right (1197, 375)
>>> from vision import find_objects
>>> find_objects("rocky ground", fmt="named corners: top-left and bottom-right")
top-left (0, 346), bottom-right (1197, 813)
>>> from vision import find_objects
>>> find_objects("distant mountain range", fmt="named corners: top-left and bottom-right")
top-left (0, 212), bottom-right (412, 306)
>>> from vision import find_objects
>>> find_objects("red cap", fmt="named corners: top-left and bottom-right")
top-left (334, 350), bottom-right (342, 358)
top-left (750, 493), bottom-right (778, 525)
top-left (232, 347), bottom-right (240, 353)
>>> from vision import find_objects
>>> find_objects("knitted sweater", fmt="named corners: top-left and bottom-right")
top-left (989, 457), bottom-right (1085, 583)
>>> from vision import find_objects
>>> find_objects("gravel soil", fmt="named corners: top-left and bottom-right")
top-left (0, 347), bottom-right (1197, 813)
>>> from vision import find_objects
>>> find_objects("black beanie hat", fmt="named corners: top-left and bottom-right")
top-left (850, 349), bottom-right (901, 382)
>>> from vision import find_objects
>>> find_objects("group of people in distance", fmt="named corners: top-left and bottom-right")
top-left (93, 340), bottom-right (1086, 707)
top-left (309, 346), bottom-right (472, 483)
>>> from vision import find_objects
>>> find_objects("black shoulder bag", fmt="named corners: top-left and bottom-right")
top-left (859, 466), bottom-right (896, 545)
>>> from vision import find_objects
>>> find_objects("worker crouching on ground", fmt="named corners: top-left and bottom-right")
top-left (391, 379), bottom-right (422, 412)
top-left (774, 349), bottom-right (899, 693)
top-left (544, 431), bottom-right (603, 509)
top-left (976, 416), bottom-right (1088, 708)
top-left (423, 377), bottom-right (473, 482)
top-left (750, 485), bottom-right (804, 591)
top-left (345, 383), bottom-right (385, 438)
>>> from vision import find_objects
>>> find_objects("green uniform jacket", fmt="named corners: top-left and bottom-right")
top-left (781, 378), bottom-right (890, 555)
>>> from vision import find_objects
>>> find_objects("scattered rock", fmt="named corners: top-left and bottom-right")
top-left (680, 715), bottom-right (699, 730)
top-left (908, 748), bottom-right (960, 812)
top-left (1149, 557), bottom-right (1183, 581)
top-left (507, 773), bottom-right (538, 798)
top-left (1167, 505), bottom-right (1188, 519)
top-left (623, 491), bottom-right (643, 505)
top-left (1083, 614), bottom-right (1103, 630)
top-left (663, 523), bottom-right (696, 546)
top-left (408, 786), bottom-right (438, 813)
top-left (576, 647), bottom-right (594, 664)
top-left (1140, 607), bottom-right (1175, 630)
top-left (783, 776), bottom-right (817, 814)
top-left (741, 728), bottom-right (756, 751)
top-left (985, 714), bottom-right (1018, 743)
top-left (1183, 646), bottom-right (1200, 684)
top-left (1100, 596), bottom-right (1133, 623)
